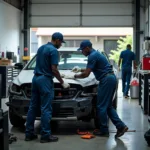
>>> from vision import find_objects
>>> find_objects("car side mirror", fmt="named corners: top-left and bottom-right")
top-left (14, 63), bottom-right (24, 70)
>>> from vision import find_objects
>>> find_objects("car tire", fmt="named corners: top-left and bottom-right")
top-left (9, 108), bottom-right (26, 127)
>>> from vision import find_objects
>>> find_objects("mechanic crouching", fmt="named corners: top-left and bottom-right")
top-left (67, 40), bottom-right (128, 138)
top-left (25, 32), bottom-right (70, 143)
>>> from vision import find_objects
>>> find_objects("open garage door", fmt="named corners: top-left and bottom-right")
top-left (30, 0), bottom-right (133, 27)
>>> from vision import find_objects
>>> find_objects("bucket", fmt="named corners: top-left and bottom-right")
top-left (130, 85), bottom-right (139, 99)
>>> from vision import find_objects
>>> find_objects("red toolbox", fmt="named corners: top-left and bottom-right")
top-left (142, 57), bottom-right (150, 70)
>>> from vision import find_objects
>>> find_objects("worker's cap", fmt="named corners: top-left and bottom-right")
top-left (52, 32), bottom-right (65, 43)
top-left (77, 40), bottom-right (92, 50)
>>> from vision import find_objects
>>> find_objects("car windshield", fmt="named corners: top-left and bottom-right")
top-left (26, 51), bottom-right (87, 70)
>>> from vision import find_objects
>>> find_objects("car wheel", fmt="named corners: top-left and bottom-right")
top-left (9, 108), bottom-right (25, 127)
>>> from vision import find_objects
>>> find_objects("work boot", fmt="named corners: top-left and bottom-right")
top-left (25, 134), bottom-right (38, 141)
top-left (93, 129), bottom-right (109, 137)
top-left (115, 126), bottom-right (128, 138)
top-left (40, 135), bottom-right (58, 143)
top-left (124, 95), bottom-right (130, 99)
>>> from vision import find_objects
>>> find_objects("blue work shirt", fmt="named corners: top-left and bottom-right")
top-left (34, 42), bottom-right (59, 77)
top-left (120, 49), bottom-right (135, 69)
top-left (86, 49), bottom-right (112, 81)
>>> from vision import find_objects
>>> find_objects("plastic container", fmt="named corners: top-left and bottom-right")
top-left (130, 85), bottom-right (139, 99)
top-left (130, 77), bottom-right (139, 99)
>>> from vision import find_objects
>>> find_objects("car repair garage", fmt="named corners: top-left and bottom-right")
top-left (0, 0), bottom-right (150, 149)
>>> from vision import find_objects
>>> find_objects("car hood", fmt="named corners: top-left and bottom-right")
top-left (13, 70), bottom-right (98, 87)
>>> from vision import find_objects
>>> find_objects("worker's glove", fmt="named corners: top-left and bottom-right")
top-left (64, 74), bottom-right (75, 79)
top-left (61, 81), bottom-right (70, 89)
top-left (60, 73), bottom-right (65, 78)
top-left (72, 66), bottom-right (81, 73)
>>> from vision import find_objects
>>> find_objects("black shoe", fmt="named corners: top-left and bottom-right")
top-left (115, 126), bottom-right (128, 138)
top-left (25, 134), bottom-right (38, 141)
top-left (124, 95), bottom-right (130, 99)
top-left (93, 129), bottom-right (109, 137)
top-left (40, 135), bottom-right (58, 143)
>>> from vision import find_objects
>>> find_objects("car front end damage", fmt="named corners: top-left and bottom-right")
top-left (7, 82), bottom-right (97, 123)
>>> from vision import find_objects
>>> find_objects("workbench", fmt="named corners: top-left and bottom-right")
top-left (0, 72), bottom-right (9, 150)
top-left (139, 70), bottom-right (150, 115)
top-left (0, 66), bottom-right (19, 98)
top-left (0, 109), bottom-right (9, 150)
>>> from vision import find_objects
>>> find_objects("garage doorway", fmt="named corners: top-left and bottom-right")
top-left (30, 27), bottom-right (133, 69)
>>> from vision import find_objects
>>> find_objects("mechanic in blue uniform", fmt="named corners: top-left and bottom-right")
top-left (118, 44), bottom-right (136, 98)
top-left (70, 40), bottom-right (128, 137)
top-left (25, 32), bottom-right (70, 143)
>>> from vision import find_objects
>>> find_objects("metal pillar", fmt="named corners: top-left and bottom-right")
top-left (23, 0), bottom-right (30, 56)
top-left (133, 0), bottom-right (140, 63)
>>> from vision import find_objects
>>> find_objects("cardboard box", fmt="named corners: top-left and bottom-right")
top-left (0, 59), bottom-right (12, 66)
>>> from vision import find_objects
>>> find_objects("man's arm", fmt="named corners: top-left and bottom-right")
top-left (118, 52), bottom-right (123, 71)
top-left (133, 60), bottom-right (137, 70)
top-left (133, 53), bottom-right (137, 70)
top-left (75, 54), bottom-right (96, 78)
top-left (50, 49), bottom-right (64, 84)
top-left (74, 68), bottom-right (91, 78)
top-left (52, 65), bottom-right (64, 84)
top-left (118, 58), bottom-right (122, 71)
top-left (80, 69), bottom-right (86, 72)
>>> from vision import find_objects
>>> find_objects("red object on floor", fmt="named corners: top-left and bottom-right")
top-left (77, 129), bottom-right (95, 139)
top-left (77, 129), bottom-right (89, 135)
top-left (81, 134), bottom-right (95, 139)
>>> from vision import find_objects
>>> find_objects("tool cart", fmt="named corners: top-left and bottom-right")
top-left (139, 70), bottom-right (150, 115)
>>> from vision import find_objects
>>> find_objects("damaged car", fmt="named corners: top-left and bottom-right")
top-left (7, 49), bottom-right (118, 128)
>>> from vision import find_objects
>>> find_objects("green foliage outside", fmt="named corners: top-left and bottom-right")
top-left (109, 35), bottom-right (133, 65)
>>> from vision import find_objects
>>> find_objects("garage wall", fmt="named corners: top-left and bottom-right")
top-left (39, 36), bottom-right (120, 49)
top-left (33, 35), bottom-right (120, 58)
top-left (3, 0), bottom-right (21, 9)
top-left (30, 0), bottom-right (133, 27)
top-left (139, 0), bottom-right (145, 60)
top-left (139, 0), bottom-right (150, 61)
top-left (145, 10), bottom-right (148, 37)
top-left (0, 1), bottom-right (21, 62)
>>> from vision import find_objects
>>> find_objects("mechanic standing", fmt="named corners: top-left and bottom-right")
top-left (69, 40), bottom-right (128, 137)
top-left (118, 44), bottom-right (137, 98)
top-left (25, 32), bottom-right (70, 143)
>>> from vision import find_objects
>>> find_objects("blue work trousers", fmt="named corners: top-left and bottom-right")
top-left (25, 75), bottom-right (54, 138)
top-left (97, 74), bottom-right (125, 133)
top-left (122, 67), bottom-right (132, 96)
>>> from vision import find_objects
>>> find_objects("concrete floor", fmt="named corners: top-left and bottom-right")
top-left (2, 81), bottom-right (150, 150)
